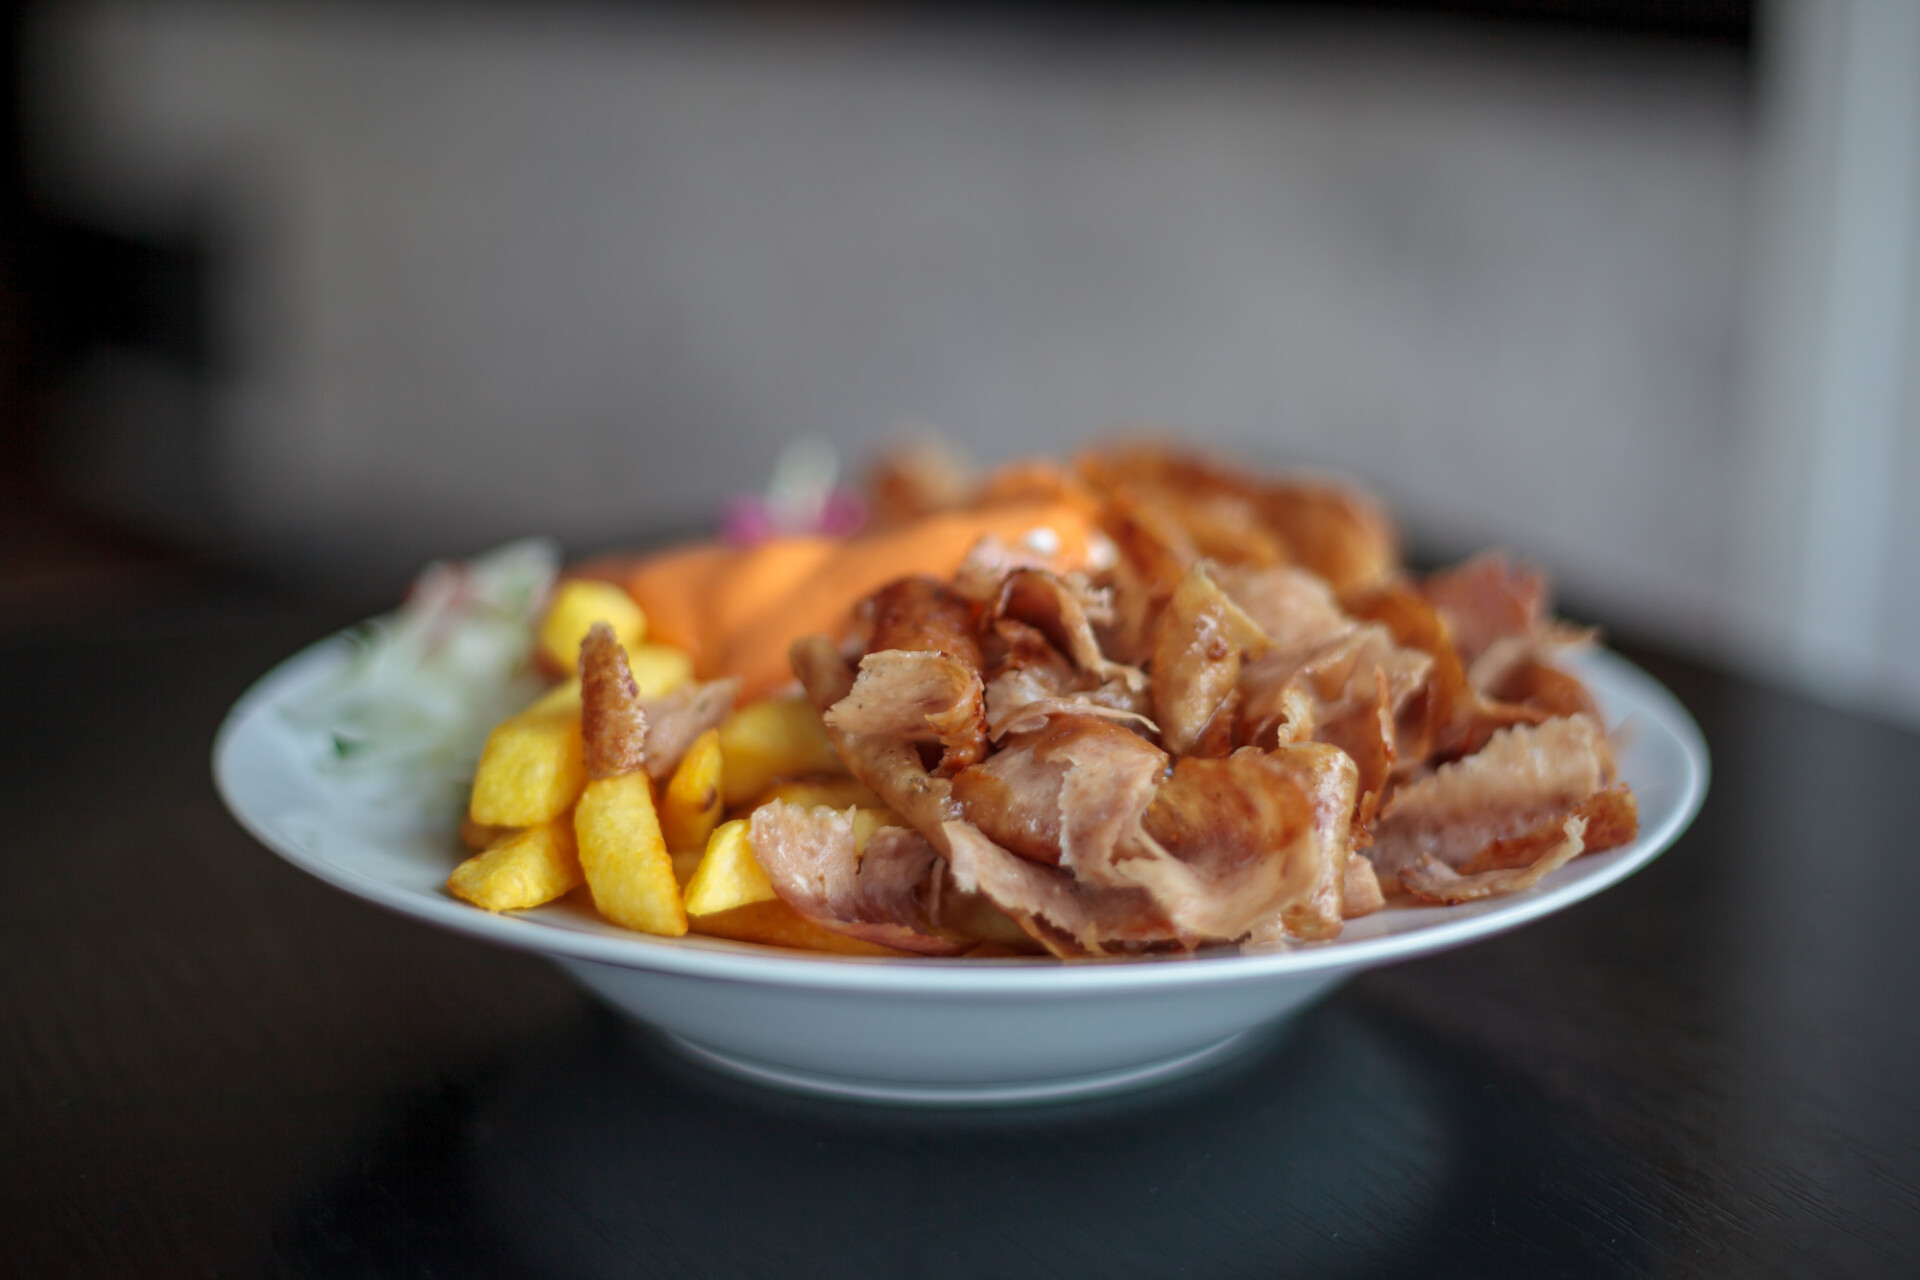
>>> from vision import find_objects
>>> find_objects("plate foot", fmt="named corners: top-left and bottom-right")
top-left (660, 1029), bottom-right (1265, 1106)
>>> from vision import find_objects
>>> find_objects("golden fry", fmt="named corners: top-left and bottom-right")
top-left (759, 776), bottom-right (885, 811)
top-left (574, 772), bottom-right (687, 936)
top-left (660, 728), bottom-right (724, 853)
top-left (718, 696), bottom-right (847, 806)
top-left (447, 816), bottom-right (583, 911)
top-left (690, 899), bottom-right (908, 956)
top-left (539, 579), bottom-right (648, 674)
top-left (624, 643), bottom-right (695, 698)
top-left (469, 703), bottom-right (586, 827)
top-left (683, 818), bottom-right (777, 916)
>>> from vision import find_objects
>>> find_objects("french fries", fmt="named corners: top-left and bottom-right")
top-left (537, 581), bottom-right (688, 697)
top-left (660, 728), bottom-right (724, 853)
top-left (624, 643), bottom-right (695, 698)
top-left (468, 699), bottom-right (587, 827)
top-left (447, 816), bottom-right (583, 911)
top-left (456, 579), bottom-right (1003, 956)
top-left (462, 606), bottom-right (863, 950)
top-left (718, 695), bottom-right (848, 806)
top-left (760, 776), bottom-right (885, 810)
top-left (684, 818), bottom-right (777, 916)
top-left (571, 630), bottom-right (688, 936)
top-left (525, 679), bottom-right (582, 716)
top-left (575, 771), bottom-right (687, 936)
top-left (539, 580), bottom-right (648, 673)
top-left (691, 899), bottom-right (908, 956)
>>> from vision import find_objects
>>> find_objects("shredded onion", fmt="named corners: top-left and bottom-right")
top-left (284, 539), bottom-right (560, 812)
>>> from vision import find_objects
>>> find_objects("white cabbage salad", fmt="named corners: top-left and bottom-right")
top-left (284, 538), bottom-right (558, 809)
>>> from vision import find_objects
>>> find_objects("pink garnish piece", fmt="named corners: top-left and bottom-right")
top-left (722, 490), bottom-right (866, 545)
top-left (722, 497), bottom-right (778, 546)
top-left (817, 491), bottom-right (866, 536)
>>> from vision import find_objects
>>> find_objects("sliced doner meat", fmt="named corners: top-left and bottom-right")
top-left (1456, 782), bottom-right (1638, 875)
top-left (791, 635), bottom-right (963, 855)
top-left (1367, 715), bottom-right (1612, 879)
top-left (749, 802), bottom-right (968, 955)
top-left (581, 622), bottom-right (740, 782)
top-left (980, 572), bottom-right (1152, 739)
top-left (1125, 744), bottom-right (1355, 943)
top-left (1150, 563), bottom-right (1270, 757)
top-left (639, 677), bottom-right (741, 781)
top-left (1399, 813), bottom-right (1588, 905)
top-left (993, 567), bottom-right (1142, 692)
top-left (942, 820), bottom-right (1185, 958)
top-left (950, 714), bottom-right (1169, 874)
top-left (1073, 442), bottom-right (1399, 592)
top-left (1238, 623), bottom-right (1431, 755)
top-left (827, 649), bottom-right (989, 777)
top-left (827, 576), bottom-right (992, 776)
top-left (1213, 563), bottom-right (1358, 661)
top-left (863, 575), bottom-right (986, 669)
top-left (1417, 551), bottom-right (1550, 672)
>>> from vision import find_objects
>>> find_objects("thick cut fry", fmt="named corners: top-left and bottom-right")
top-left (625, 642), bottom-right (695, 698)
top-left (574, 772), bottom-right (688, 935)
top-left (719, 695), bottom-right (849, 805)
top-left (690, 898), bottom-right (909, 956)
top-left (447, 817), bottom-right (583, 911)
top-left (469, 703), bottom-right (587, 827)
top-left (661, 728), bottom-right (724, 853)
top-left (539, 579), bottom-right (648, 673)
top-left (760, 776), bottom-right (886, 810)
top-left (684, 818), bottom-right (778, 916)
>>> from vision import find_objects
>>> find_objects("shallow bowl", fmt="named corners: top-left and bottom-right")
top-left (215, 640), bottom-right (1707, 1105)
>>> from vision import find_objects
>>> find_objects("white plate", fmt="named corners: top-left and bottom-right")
top-left (214, 637), bottom-right (1708, 1106)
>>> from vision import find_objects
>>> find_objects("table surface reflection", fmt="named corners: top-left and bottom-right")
top-left (4, 577), bottom-right (1917, 1277)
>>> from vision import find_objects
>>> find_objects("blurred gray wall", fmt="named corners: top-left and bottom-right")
top-left (24, 3), bottom-right (1920, 721)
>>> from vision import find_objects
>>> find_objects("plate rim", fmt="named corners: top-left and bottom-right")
top-left (214, 630), bottom-right (1709, 997)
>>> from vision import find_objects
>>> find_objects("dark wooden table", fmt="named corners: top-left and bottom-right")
top-left (5, 571), bottom-right (1918, 1278)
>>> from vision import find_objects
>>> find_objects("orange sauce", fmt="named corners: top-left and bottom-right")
top-left (578, 500), bottom-right (1097, 701)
